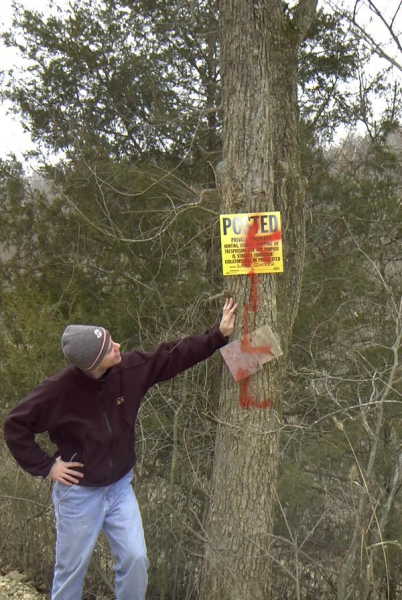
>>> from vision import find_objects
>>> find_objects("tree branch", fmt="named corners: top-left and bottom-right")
top-left (331, 0), bottom-right (402, 72)
top-left (367, 1), bottom-right (402, 57)
top-left (376, 451), bottom-right (402, 540)
top-left (292, 0), bottom-right (318, 42)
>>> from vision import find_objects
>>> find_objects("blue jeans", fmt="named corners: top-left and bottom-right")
top-left (51, 471), bottom-right (149, 600)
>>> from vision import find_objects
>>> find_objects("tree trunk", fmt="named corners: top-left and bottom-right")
top-left (199, 2), bottom-right (317, 599)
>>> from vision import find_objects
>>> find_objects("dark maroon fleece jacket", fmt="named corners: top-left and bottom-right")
top-left (4, 325), bottom-right (227, 486)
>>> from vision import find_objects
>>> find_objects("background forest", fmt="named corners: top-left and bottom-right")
top-left (0, 1), bottom-right (401, 599)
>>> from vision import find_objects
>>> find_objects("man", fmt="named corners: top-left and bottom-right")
top-left (4, 298), bottom-right (237, 600)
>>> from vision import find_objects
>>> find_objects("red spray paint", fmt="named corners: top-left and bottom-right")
top-left (237, 221), bottom-right (281, 409)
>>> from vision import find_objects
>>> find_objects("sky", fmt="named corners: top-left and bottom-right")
top-left (0, 0), bottom-right (400, 164)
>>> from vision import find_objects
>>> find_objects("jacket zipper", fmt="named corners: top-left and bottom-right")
top-left (102, 411), bottom-right (112, 434)
top-left (102, 411), bottom-right (114, 471)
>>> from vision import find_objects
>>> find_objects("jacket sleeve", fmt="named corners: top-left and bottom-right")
top-left (4, 379), bottom-right (59, 478)
top-left (136, 324), bottom-right (228, 386)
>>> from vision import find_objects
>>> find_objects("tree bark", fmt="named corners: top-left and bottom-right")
top-left (199, 2), bottom-right (317, 599)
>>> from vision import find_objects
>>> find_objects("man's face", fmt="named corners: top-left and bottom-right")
top-left (98, 339), bottom-right (122, 370)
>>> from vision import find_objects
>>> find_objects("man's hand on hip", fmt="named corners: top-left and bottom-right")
top-left (49, 457), bottom-right (84, 485)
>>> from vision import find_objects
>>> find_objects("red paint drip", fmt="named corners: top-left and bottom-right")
top-left (237, 223), bottom-right (277, 409)
top-left (238, 372), bottom-right (273, 409)
top-left (241, 269), bottom-right (273, 356)
top-left (241, 294), bottom-right (273, 355)
top-left (249, 271), bottom-right (258, 313)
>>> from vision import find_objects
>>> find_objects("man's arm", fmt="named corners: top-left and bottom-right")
top-left (137, 298), bottom-right (238, 385)
top-left (5, 378), bottom-right (85, 484)
top-left (4, 379), bottom-right (60, 478)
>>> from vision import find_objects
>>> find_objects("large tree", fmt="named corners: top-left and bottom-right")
top-left (199, 2), bottom-right (317, 599)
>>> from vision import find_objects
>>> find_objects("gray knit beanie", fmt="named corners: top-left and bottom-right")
top-left (61, 325), bottom-right (111, 371)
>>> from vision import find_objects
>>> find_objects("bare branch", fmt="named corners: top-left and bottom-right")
top-left (367, 1), bottom-right (402, 57)
top-left (390, 3), bottom-right (402, 29)
top-left (351, 19), bottom-right (402, 72)
top-left (330, 0), bottom-right (402, 72)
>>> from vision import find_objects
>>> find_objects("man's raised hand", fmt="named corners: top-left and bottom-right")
top-left (219, 297), bottom-right (238, 337)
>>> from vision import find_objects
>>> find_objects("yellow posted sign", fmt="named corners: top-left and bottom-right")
top-left (220, 211), bottom-right (283, 276)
